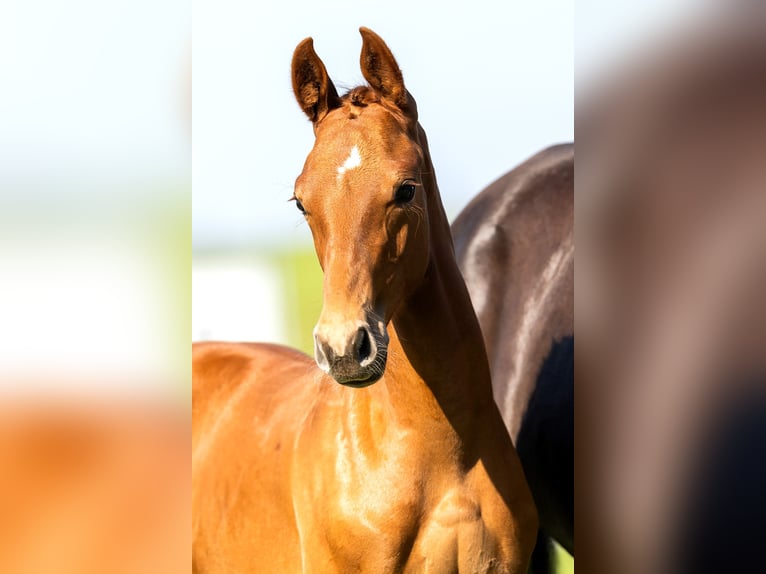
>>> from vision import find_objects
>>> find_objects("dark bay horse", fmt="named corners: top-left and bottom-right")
top-left (451, 144), bottom-right (573, 573)
top-left (192, 28), bottom-right (537, 573)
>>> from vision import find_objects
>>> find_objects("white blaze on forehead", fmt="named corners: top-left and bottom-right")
top-left (336, 145), bottom-right (362, 180)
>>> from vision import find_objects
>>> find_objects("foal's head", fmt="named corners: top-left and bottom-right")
top-left (291, 28), bottom-right (430, 387)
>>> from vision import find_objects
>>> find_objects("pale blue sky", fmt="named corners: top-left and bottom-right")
top-left (0, 0), bottom-right (189, 189)
top-left (1, 0), bottom-right (696, 250)
top-left (192, 0), bottom-right (574, 248)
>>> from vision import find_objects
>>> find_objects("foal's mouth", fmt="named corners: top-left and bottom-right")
top-left (337, 374), bottom-right (379, 388)
top-left (329, 349), bottom-right (388, 388)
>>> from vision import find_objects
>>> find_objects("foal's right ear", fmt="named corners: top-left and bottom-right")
top-left (291, 38), bottom-right (340, 124)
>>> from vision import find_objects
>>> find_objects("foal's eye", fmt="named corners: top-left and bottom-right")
top-left (294, 198), bottom-right (306, 214)
top-left (395, 182), bottom-right (417, 204)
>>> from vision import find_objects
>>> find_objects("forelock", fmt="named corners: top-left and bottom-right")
top-left (343, 86), bottom-right (381, 107)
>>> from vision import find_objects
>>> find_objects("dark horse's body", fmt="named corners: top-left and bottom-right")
top-left (452, 144), bottom-right (574, 571)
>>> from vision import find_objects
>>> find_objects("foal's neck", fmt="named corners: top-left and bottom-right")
top-left (384, 126), bottom-right (496, 434)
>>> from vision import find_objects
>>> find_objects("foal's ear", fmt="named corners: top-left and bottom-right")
top-left (359, 27), bottom-right (409, 111)
top-left (291, 37), bottom-right (341, 124)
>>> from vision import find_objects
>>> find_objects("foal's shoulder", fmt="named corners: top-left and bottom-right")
top-left (193, 340), bottom-right (312, 366)
top-left (192, 341), bottom-right (316, 407)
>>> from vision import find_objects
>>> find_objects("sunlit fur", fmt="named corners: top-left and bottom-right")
top-left (192, 28), bottom-right (537, 573)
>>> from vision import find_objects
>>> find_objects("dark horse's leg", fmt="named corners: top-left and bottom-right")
top-left (678, 386), bottom-right (766, 574)
top-left (530, 530), bottom-right (555, 574)
top-left (517, 335), bottom-right (574, 571)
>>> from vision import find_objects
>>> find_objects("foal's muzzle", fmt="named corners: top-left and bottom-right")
top-left (313, 316), bottom-right (388, 387)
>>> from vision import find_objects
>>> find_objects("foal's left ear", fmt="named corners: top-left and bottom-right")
top-left (359, 27), bottom-right (411, 112)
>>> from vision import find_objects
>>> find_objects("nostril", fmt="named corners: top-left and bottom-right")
top-left (314, 334), bottom-right (331, 372)
top-left (354, 327), bottom-right (372, 364)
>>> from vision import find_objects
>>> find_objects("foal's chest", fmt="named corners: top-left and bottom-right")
top-left (404, 488), bottom-right (506, 573)
top-left (295, 452), bottom-right (505, 573)
top-left (292, 396), bottom-right (512, 572)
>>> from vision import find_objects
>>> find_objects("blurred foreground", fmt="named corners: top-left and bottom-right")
top-left (0, 401), bottom-right (189, 574)
top-left (1, 0), bottom-right (189, 570)
top-left (578, 4), bottom-right (766, 573)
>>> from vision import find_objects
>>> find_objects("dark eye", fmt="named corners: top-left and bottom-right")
top-left (395, 182), bottom-right (417, 204)
top-left (294, 198), bottom-right (305, 214)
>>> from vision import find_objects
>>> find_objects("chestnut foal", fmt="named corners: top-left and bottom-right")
top-left (192, 28), bottom-right (536, 573)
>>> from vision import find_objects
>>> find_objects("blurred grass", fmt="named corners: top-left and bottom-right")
top-left (555, 543), bottom-right (574, 574)
top-left (148, 189), bottom-right (192, 391)
top-left (268, 246), bottom-right (574, 574)
top-left (268, 246), bottom-right (323, 356)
